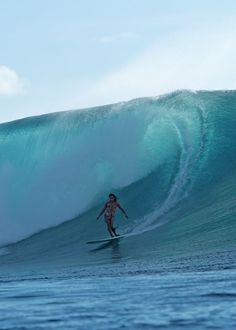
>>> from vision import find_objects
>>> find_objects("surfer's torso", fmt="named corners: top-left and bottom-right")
top-left (105, 201), bottom-right (119, 219)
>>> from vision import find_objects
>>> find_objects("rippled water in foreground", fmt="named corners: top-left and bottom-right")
top-left (0, 269), bottom-right (236, 330)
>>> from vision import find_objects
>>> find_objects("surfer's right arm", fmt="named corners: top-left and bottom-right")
top-left (96, 203), bottom-right (107, 220)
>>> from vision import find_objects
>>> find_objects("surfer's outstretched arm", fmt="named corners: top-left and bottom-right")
top-left (117, 203), bottom-right (128, 219)
top-left (96, 204), bottom-right (107, 220)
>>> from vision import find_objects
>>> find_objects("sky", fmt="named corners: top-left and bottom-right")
top-left (0, 0), bottom-right (236, 123)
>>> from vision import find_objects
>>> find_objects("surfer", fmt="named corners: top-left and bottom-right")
top-left (96, 193), bottom-right (128, 237)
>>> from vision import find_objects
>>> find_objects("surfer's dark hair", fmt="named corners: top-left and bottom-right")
top-left (109, 193), bottom-right (117, 201)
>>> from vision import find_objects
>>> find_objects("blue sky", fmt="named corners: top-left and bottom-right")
top-left (0, 0), bottom-right (236, 122)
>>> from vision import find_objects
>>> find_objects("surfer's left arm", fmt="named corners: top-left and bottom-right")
top-left (117, 203), bottom-right (128, 219)
top-left (96, 203), bottom-right (107, 220)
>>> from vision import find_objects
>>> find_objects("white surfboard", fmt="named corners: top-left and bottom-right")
top-left (86, 235), bottom-right (125, 244)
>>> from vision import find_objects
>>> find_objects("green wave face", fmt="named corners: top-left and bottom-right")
top-left (0, 90), bottom-right (236, 269)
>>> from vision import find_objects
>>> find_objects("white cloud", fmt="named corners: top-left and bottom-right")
top-left (0, 66), bottom-right (26, 95)
top-left (75, 22), bottom-right (236, 109)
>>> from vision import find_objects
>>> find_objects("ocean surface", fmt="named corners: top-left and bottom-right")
top-left (0, 90), bottom-right (236, 329)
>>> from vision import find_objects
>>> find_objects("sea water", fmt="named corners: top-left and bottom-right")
top-left (1, 269), bottom-right (236, 329)
top-left (0, 90), bottom-right (236, 329)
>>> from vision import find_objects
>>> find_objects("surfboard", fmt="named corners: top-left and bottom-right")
top-left (86, 235), bottom-right (125, 244)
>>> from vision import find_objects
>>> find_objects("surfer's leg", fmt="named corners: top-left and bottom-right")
top-left (110, 217), bottom-right (119, 237)
top-left (107, 224), bottom-right (114, 237)
top-left (105, 216), bottom-right (114, 237)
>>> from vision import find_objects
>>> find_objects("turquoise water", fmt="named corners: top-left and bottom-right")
top-left (1, 270), bottom-right (236, 330)
top-left (0, 90), bottom-right (236, 329)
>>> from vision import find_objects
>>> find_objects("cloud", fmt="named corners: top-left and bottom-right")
top-left (0, 66), bottom-right (26, 95)
top-left (75, 22), bottom-right (236, 109)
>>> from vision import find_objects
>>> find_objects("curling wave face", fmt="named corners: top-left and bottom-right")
top-left (0, 90), bottom-right (236, 269)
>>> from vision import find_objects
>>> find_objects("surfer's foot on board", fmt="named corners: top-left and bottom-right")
top-left (111, 227), bottom-right (120, 237)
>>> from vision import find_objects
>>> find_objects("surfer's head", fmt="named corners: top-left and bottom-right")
top-left (109, 193), bottom-right (117, 202)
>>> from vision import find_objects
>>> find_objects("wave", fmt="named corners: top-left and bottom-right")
top-left (0, 90), bottom-right (236, 269)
